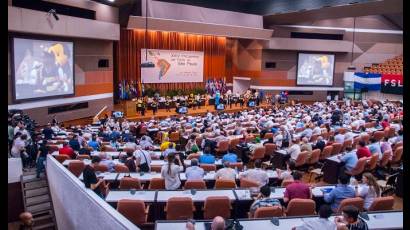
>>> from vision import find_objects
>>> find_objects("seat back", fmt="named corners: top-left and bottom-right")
top-left (200, 164), bottom-right (217, 172)
top-left (203, 196), bottom-right (231, 219)
top-left (117, 199), bottom-right (147, 225)
top-left (254, 206), bottom-right (283, 218)
top-left (123, 148), bottom-right (135, 154)
top-left (215, 179), bottom-right (237, 189)
top-left (148, 178), bottom-right (165, 189)
top-left (391, 146), bottom-right (403, 163)
top-left (151, 165), bottom-right (162, 173)
top-left (383, 128), bottom-right (390, 138)
top-left (104, 146), bottom-right (117, 151)
top-left (55, 154), bottom-right (70, 163)
top-left (264, 143), bottom-right (276, 157)
top-left (77, 154), bottom-right (91, 160)
top-left (361, 134), bottom-right (370, 145)
top-left (367, 196), bottom-right (395, 211)
top-left (331, 143), bottom-right (343, 155)
top-left (295, 151), bottom-right (309, 167)
top-left (239, 178), bottom-right (260, 188)
top-left (228, 162), bottom-right (243, 171)
top-left (388, 127), bottom-right (396, 138)
top-left (393, 142), bottom-right (403, 151)
top-left (320, 146), bottom-right (333, 160)
top-left (310, 134), bottom-right (319, 143)
top-left (165, 197), bottom-right (194, 220)
top-left (229, 138), bottom-right (241, 149)
top-left (119, 177), bottom-right (142, 190)
top-left (337, 197), bottom-right (364, 213)
top-left (379, 150), bottom-right (392, 168)
top-left (184, 180), bottom-right (206, 189)
top-left (245, 135), bottom-right (255, 143)
top-left (93, 163), bottom-right (109, 172)
top-left (307, 149), bottom-right (321, 165)
top-left (217, 140), bottom-right (229, 152)
top-left (352, 137), bottom-right (361, 149)
top-left (281, 180), bottom-right (294, 187)
top-left (366, 154), bottom-right (379, 171)
top-left (286, 198), bottom-right (316, 216)
top-left (169, 132), bottom-right (180, 143)
top-left (187, 153), bottom-right (201, 160)
top-left (252, 147), bottom-right (266, 160)
top-left (264, 133), bottom-right (274, 140)
top-left (68, 160), bottom-right (85, 177)
top-left (347, 158), bottom-right (367, 176)
top-left (373, 131), bottom-right (385, 142)
top-left (48, 145), bottom-right (60, 152)
top-left (115, 164), bottom-right (130, 173)
top-left (341, 140), bottom-right (353, 152)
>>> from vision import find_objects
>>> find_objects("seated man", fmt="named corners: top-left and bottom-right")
top-left (215, 161), bottom-right (236, 180)
top-left (240, 159), bottom-right (269, 188)
top-left (292, 204), bottom-right (337, 230)
top-left (323, 174), bottom-right (355, 212)
top-left (83, 156), bottom-right (108, 198)
top-left (283, 171), bottom-right (312, 203)
top-left (276, 159), bottom-right (296, 181)
top-left (162, 143), bottom-right (177, 159)
top-left (300, 137), bottom-right (313, 158)
top-left (313, 136), bottom-right (326, 152)
top-left (334, 131), bottom-right (345, 144)
top-left (88, 134), bottom-right (101, 151)
top-left (356, 141), bottom-right (371, 159)
top-left (211, 216), bottom-right (225, 230)
top-left (139, 135), bottom-right (154, 150)
top-left (222, 148), bottom-right (238, 163)
top-left (249, 185), bottom-right (282, 217)
top-left (287, 137), bottom-right (301, 161)
top-left (368, 138), bottom-right (382, 159)
top-left (249, 137), bottom-right (263, 154)
top-left (59, 142), bottom-right (76, 159)
top-left (334, 205), bottom-right (369, 230)
top-left (185, 158), bottom-right (205, 180)
top-left (338, 147), bottom-right (358, 173)
top-left (199, 147), bottom-right (216, 164)
top-left (99, 152), bottom-right (116, 172)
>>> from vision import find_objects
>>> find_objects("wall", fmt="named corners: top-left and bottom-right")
top-left (8, 158), bottom-right (24, 222)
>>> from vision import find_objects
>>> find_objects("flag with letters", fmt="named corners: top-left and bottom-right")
top-left (353, 72), bottom-right (381, 91)
top-left (381, 74), bottom-right (403, 94)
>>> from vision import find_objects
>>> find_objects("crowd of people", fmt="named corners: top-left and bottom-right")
top-left (8, 97), bottom-right (402, 229)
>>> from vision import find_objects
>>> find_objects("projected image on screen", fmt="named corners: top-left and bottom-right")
top-left (12, 37), bottom-right (74, 101)
top-left (297, 53), bottom-right (335, 86)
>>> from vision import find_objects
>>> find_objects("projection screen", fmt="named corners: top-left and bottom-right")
top-left (296, 53), bottom-right (335, 86)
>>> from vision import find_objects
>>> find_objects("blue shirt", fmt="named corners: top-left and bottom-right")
top-left (324, 184), bottom-right (355, 211)
top-left (271, 127), bottom-right (278, 134)
top-left (88, 140), bottom-right (100, 151)
top-left (199, 154), bottom-right (215, 164)
top-left (222, 152), bottom-right (238, 163)
top-left (340, 151), bottom-right (358, 172)
top-left (69, 139), bottom-right (81, 151)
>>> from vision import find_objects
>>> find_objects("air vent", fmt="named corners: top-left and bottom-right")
top-left (265, 62), bottom-right (276, 69)
top-left (12, 0), bottom-right (96, 20)
top-left (291, 32), bottom-right (344, 40)
top-left (98, 59), bottom-right (109, 68)
top-left (48, 102), bottom-right (89, 114)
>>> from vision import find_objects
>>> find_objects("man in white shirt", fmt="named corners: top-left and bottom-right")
top-left (134, 147), bottom-right (152, 172)
top-left (293, 204), bottom-right (337, 230)
top-left (185, 159), bottom-right (205, 180)
top-left (240, 160), bottom-right (268, 188)
top-left (215, 161), bottom-right (237, 180)
top-left (334, 131), bottom-right (345, 144)
top-left (288, 138), bottom-right (301, 160)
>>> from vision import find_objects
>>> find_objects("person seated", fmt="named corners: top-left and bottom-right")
top-left (124, 151), bottom-right (137, 172)
top-left (99, 152), bottom-right (116, 172)
top-left (124, 137), bottom-right (138, 151)
top-left (326, 136), bottom-right (336, 146)
top-left (121, 130), bottom-right (133, 143)
top-left (185, 158), bottom-right (205, 180)
top-left (323, 174), bottom-right (355, 212)
top-left (211, 216), bottom-right (225, 230)
top-left (276, 159), bottom-right (296, 181)
top-left (334, 205), bottom-right (369, 230)
top-left (300, 124), bottom-right (313, 140)
top-left (313, 136), bottom-right (326, 152)
top-left (380, 118), bottom-right (390, 129)
top-left (88, 134), bottom-right (101, 151)
top-left (59, 142), bottom-right (76, 159)
top-left (368, 138), bottom-right (382, 159)
top-left (162, 143), bottom-right (177, 159)
top-left (160, 137), bottom-right (173, 151)
top-left (292, 204), bottom-right (337, 230)
top-left (338, 147), bottom-right (358, 173)
top-left (69, 134), bottom-right (81, 151)
top-left (185, 134), bottom-right (198, 153)
top-left (283, 171), bottom-right (312, 203)
top-left (249, 185), bottom-right (282, 217)
top-left (83, 156), bottom-right (108, 198)
top-left (287, 137), bottom-right (301, 161)
top-left (215, 161), bottom-right (236, 180)
top-left (139, 135), bottom-right (154, 150)
top-left (249, 137), bottom-right (263, 154)
top-left (334, 131), bottom-right (345, 144)
top-left (355, 173), bottom-right (381, 210)
top-left (356, 141), bottom-right (371, 159)
top-left (42, 123), bottom-right (55, 140)
top-left (222, 148), bottom-right (238, 163)
top-left (199, 147), bottom-right (216, 164)
top-left (380, 137), bottom-right (392, 154)
top-left (240, 160), bottom-right (268, 188)
top-left (300, 137), bottom-right (313, 158)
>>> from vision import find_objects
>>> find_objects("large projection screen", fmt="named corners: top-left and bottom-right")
top-left (11, 37), bottom-right (74, 102)
top-left (141, 49), bottom-right (204, 83)
top-left (296, 53), bottom-right (335, 86)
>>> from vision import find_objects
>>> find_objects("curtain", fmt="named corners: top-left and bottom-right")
top-left (117, 29), bottom-right (226, 94)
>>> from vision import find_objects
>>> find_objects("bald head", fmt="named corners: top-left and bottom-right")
top-left (19, 212), bottom-right (33, 226)
top-left (211, 216), bottom-right (225, 230)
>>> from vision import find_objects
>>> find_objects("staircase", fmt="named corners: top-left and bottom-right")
top-left (21, 169), bottom-right (57, 230)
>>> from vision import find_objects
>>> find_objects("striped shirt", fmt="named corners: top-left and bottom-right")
top-left (250, 197), bottom-right (281, 214)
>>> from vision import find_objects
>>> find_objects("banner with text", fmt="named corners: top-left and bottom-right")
top-left (140, 49), bottom-right (204, 83)
top-left (381, 74), bottom-right (403, 95)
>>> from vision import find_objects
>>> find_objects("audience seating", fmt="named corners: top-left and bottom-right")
top-left (366, 154), bottom-right (379, 172)
top-left (200, 164), bottom-right (217, 172)
top-left (286, 199), bottom-right (316, 216)
top-left (104, 146), bottom-right (116, 151)
top-left (361, 134), bottom-right (370, 145)
top-left (48, 145), bottom-right (60, 152)
top-left (203, 196), bottom-right (231, 219)
top-left (119, 177), bottom-right (142, 190)
top-left (54, 154), bottom-right (70, 163)
top-left (320, 146), bottom-right (333, 160)
top-left (295, 151), bottom-right (309, 168)
top-left (253, 206), bottom-right (283, 218)
top-left (216, 140), bottom-right (229, 156)
top-left (148, 178), bottom-right (165, 189)
top-left (117, 199), bottom-right (149, 225)
top-left (390, 146), bottom-right (403, 165)
top-left (250, 147), bottom-right (266, 161)
top-left (352, 137), bottom-right (361, 149)
top-left (331, 143), bottom-right (343, 155)
top-left (345, 158), bottom-right (367, 177)
top-left (187, 153), bottom-right (201, 160)
top-left (115, 165), bottom-right (130, 173)
top-left (228, 162), bottom-right (244, 171)
top-left (169, 132), bottom-right (180, 143)
top-left (281, 180), bottom-right (294, 187)
top-left (306, 149), bottom-right (321, 166)
top-left (68, 160), bottom-right (85, 177)
top-left (165, 197), bottom-right (195, 220)
top-left (239, 178), bottom-right (260, 188)
top-left (264, 133), bottom-right (274, 140)
top-left (229, 138), bottom-right (240, 150)
top-left (264, 143), bottom-right (276, 159)
top-left (123, 148), bottom-right (135, 154)
top-left (341, 140), bottom-right (352, 152)
top-left (184, 180), bottom-right (207, 189)
top-left (215, 179), bottom-right (236, 189)
top-left (77, 154), bottom-right (91, 160)
top-left (368, 196), bottom-right (395, 211)
top-left (373, 131), bottom-right (385, 141)
top-left (93, 164), bottom-right (109, 172)
top-left (378, 150), bottom-right (392, 168)
top-left (151, 165), bottom-right (162, 173)
top-left (337, 197), bottom-right (364, 213)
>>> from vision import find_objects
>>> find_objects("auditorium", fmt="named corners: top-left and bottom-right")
top-left (8, 0), bottom-right (403, 229)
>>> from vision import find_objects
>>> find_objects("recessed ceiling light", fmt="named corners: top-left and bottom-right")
top-left (108, 0), bottom-right (115, 2)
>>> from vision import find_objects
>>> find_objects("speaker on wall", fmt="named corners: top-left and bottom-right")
top-left (265, 62), bottom-right (276, 69)
top-left (98, 59), bottom-right (109, 68)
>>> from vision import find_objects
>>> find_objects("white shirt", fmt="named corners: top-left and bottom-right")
top-left (344, 132), bottom-right (354, 141)
top-left (335, 134), bottom-right (345, 144)
top-left (288, 144), bottom-right (301, 160)
top-left (358, 185), bottom-right (379, 210)
top-left (185, 166), bottom-right (205, 180)
top-left (11, 137), bottom-right (26, 158)
top-left (134, 149), bottom-right (152, 166)
top-left (161, 164), bottom-right (184, 190)
top-left (215, 168), bottom-right (237, 180)
top-left (295, 218), bottom-right (337, 230)
top-left (241, 168), bottom-right (269, 187)
top-left (312, 126), bottom-right (322, 135)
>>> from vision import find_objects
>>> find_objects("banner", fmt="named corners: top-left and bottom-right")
top-left (381, 74), bottom-right (403, 94)
top-left (353, 72), bottom-right (381, 91)
top-left (140, 49), bottom-right (204, 83)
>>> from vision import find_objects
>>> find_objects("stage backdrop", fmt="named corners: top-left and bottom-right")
top-left (141, 49), bottom-right (204, 83)
top-left (117, 29), bottom-right (226, 95)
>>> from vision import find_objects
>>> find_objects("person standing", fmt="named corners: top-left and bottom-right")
top-left (151, 100), bottom-right (158, 115)
top-left (161, 153), bottom-right (184, 190)
top-left (36, 140), bottom-right (49, 178)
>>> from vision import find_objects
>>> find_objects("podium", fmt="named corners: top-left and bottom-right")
top-left (122, 100), bottom-right (136, 117)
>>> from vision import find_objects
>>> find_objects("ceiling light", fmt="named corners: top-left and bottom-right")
top-left (108, 0), bottom-right (115, 2)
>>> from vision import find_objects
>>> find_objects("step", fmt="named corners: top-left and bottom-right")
top-left (26, 194), bottom-right (51, 206)
top-left (27, 202), bottom-right (52, 214)
top-left (24, 180), bottom-right (48, 190)
top-left (22, 174), bottom-right (46, 182)
top-left (33, 222), bottom-right (55, 230)
top-left (25, 187), bottom-right (49, 198)
top-left (32, 209), bottom-right (53, 217)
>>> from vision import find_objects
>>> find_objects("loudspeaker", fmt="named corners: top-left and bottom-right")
top-left (98, 59), bottom-right (109, 68)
